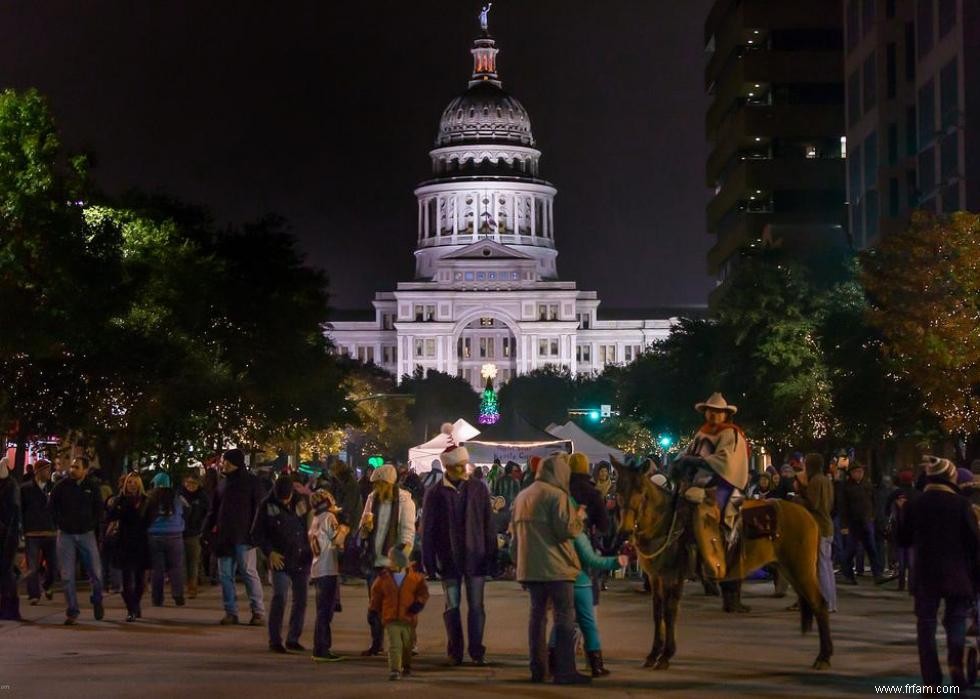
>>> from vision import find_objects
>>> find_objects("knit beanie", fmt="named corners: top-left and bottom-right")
top-left (440, 446), bottom-right (469, 468)
top-left (222, 448), bottom-right (246, 469)
top-left (957, 467), bottom-right (974, 485)
top-left (371, 464), bottom-right (397, 484)
top-left (568, 452), bottom-right (589, 475)
top-left (151, 472), bottom-right (172, 489)
top-left (921, 455), bottom-right (956, 483)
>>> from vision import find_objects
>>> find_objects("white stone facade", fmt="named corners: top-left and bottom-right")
top-left (328, 27), bottom-right (679, 392)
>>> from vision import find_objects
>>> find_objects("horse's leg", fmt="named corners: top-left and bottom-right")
top-left (654, 577), bottom-right (684, 670)
top-left (644, 575), bottom-right (665, 668)
top-left (777, 539), bottom-right (833, 670)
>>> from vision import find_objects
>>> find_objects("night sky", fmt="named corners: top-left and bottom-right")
top-left (0, 1), bottom-right (714, 311)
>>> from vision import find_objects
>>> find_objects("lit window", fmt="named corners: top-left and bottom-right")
top-left (806, 145), bottom-right (818, 159)
top-left (424, 339), bottom-right (436, 357)
top-left (414, 339), bottom-right (424, 358)
top-left (477, 272), bottom-right (486, 281)
top-left (464, 272), bottom-right (474, 281)
top-left (841, 136), bottom-right (847, 158)
top-left (538, 339), bottom-right (548, 357)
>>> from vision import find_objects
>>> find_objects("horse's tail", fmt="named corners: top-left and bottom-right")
top-left (799, 595), bottom-right (814, 635)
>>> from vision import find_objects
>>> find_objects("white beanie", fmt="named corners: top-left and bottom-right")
top-left (0, 457), bottom-right (8, 479)
top-left (370, 464), bottom-right (397, 484)
top-left (440, 446), bottom-right (469, 468)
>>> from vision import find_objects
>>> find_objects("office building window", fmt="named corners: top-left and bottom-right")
top-left (918, 80), bottom-right (935, 148)
top-left (887, 122), bottom-right (898, 166)
top-left (848, 143), bottom-right (863, 199)
top-left (846, 0), bottom-right (860, 52)
top-left (457, 337), bottom-right (471, 359)
top-left (938, 0), bottom-right (956, 38)
top-left (889, 177), bottom-right (900, 217)
top-left (906, 168), bottom-right (919, 207)
top-left (383, 346), bottom-right (394, 364)
top-left (906, 105), bottom-right (917, 155)
top-left (862, 0), bottom-right (875, 37)
top-left (940, 131), bottom-right (959, 181)
top-left (917, 0), bottom-right (934, 58)
top-left (414, 339), bottom-right (424, 358)
top-left (425, 339), bottom-right (436, 357)
top-left (479, 317), bottom-right (494, 327)
top-left (863, 52), bottom-right (877, 113)
top-left (864, 131), bottom-right (878, 189)
top-left (865, 190), bottom-right (880, 240)
top-left (576, 312), bottom-right (591, 329)
top-left (942, 182), bottom-right (960, 213)
top-left (576, 344), bottom-right (591, 363)
top-left (413, 304), bottom-right (435, 322)
top-left (502, 337), bottom-right (513, 358)
top-left (886, 42), bottom-right (896, 99)
top-left (904, 22), bottom-right (916, 81)
top-left (918, 146), bottom-right (936, 196)
top-left (847, 70), bottom-right (861, 127)
top-left (851, 199), bottom-right (864, 244)
top-left (356, 346), bottom-right (375, 364)
top-left (939, 59), bottom-right (958, 130)
top-left (479, 337), bottom-right (495, 359)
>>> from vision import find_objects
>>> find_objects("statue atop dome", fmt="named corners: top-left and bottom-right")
top-left (479, 3), bottom-right (492, 33)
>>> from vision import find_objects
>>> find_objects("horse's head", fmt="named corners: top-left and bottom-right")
top-left (611, 456), bottom-right (652, 535)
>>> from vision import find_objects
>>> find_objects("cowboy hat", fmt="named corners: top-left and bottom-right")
top-left (694, 392), bottom-right (737, 415)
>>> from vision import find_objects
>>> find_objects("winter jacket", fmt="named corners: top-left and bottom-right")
top-left (492, 471), bottom-right (523, 508)
top-left (332, 469), bottom-right (363, 528)
top-left (309, 510), bottom-right (341, 578)
top-left (571, 530), bottom-right (619, 588)
top-left (250, 492), bottom-right (313, 574)
top-left (897, 482), bottom-right (980, 599)
top-left (509, 455), bottom-right (583, 583)
top-left (421, 475), bottom-right (495, 579)
top-left (50, 475), bottom-right (105, 534)
top-left (181, 487), bottom-right (209, 538)
top-left (20, 479), bottom-right (56, 535)
top-left (203, 467), bottom-right (266, 557)
top-left (369, 566), bottom-right (429, 626)
top-left (106, 494), bottom-right (149, 569)
top-left (145, 488), bottom-right (186, 536)
top-left (800, 472), bottom-right (834, 537)
top-left (569, 472), bottom-right (610, 533)
top-left (839, 477), bottom-right (875, 528)
top-left (0, 477), bottom-right (20, 560)
top-left (359, 489), bottom-right (416, 568)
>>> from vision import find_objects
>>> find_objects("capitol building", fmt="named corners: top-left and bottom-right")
top-left (328, 21), bottom-right (681, 392)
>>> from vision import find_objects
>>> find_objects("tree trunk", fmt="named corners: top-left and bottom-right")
top-left (14, 428), bottom-right (28, 477)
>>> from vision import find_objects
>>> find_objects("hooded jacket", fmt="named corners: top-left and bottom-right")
top-left (250, 491), bottom-right (313, 574)
top-left (509, 454), bottom-right (583, 582)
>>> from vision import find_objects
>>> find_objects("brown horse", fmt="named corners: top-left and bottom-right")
top-left (612, 458), bottom-right (833, 670)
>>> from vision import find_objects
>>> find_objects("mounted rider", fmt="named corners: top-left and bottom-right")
top-left (674, 393), bottom-right (752, 612)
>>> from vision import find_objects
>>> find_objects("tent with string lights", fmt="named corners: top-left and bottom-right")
top-left (461, 412), bottom-right (572, 467)
top-left (407, 418), bottom-right (481, 474)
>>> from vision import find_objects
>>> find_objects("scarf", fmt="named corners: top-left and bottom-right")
top-left (595, 477), bottom-right (612, 499)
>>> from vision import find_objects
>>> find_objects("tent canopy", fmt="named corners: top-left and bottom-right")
top-left (463, 413), bottom-right (572, 466)
top-left (408, 418), bottom-right (481, 474)
top-left (546, 421), bottom-right (625, 465)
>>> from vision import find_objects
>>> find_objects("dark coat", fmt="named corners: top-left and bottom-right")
top-left (569, 472), bottom-right (610, 533)
top-left (50, 475), bottom-right (104, 534)
top-left (20, 479), bottom-right (56, 534)
top-left (250, 492), bottom-right (312, 574)
top-left (106, 494), bottom-right (149, 569)
top-left (180, 487), bottom-right (209, 538)
top-left (839, 477), bottom-right (875, 528)
top-left (203, 467), bottom-right (265, 557)
top-left (332, 470), bottom-right (363, 528)
top-left (897, 482), bottom-right (980, 599)
top-left (0, 477), bottom-right (20, 561)
top-left (421, 475), bottom-right (495, 579)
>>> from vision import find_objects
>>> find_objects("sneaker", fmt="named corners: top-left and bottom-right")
top-left (126, 613), bottom-right (136, 623)
top-left (269, 642), bottom-right (288, 654)
top-left (285, 641), bottom-right (306, 652)
top-left (29, 598), bottom-right (40, 606)
top-left (312, 651), bottom-right (343, 662)
top-left (174, 597), bottom-right (186, 607)
top-left (64, 616), bottom-right (78, 626)
top-left (472, 657), bottom-right (489, 667)
top-left (93, 602), bottom-right (105, 621)
top-left (388, 671), bottom-right (401, 681)
top-left (219, 613), bottom-right (239, 625)
top-left (249, 613), bottom-right (264, 626)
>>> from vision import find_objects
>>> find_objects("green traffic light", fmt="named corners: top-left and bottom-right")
top-left (589, 410), bottom-right (600, 421)
top-left (367, 455), bottom-right (384, 468)
top-left (659, 435), bottom-right (673, 448)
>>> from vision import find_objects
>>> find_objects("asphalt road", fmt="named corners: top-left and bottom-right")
top-left (0, 574), bottom-right (958, 698)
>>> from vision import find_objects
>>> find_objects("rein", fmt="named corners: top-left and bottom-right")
top-left (628, 487), bottom-right (684, 562)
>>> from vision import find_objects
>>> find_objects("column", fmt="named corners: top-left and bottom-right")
top-left (530, 196), bottom-right (536, 237)
top-left (511, 192), bottom-right (518, 237)
top-left (547, 200), bottom-right (553, 238)
top-left (435, 196), bottom-right (442, 239)
top-left (492, 190), bottom-right (499, 241)
top-left (453, 194), bottom-right (460, 240)
top-left (472, 191), bottom-right (479, 235)
top-left (423, 199), bottom-right (430, 239)
top-left (417, 200), bottom-right (423, 242)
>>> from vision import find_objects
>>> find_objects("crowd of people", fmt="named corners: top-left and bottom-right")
top-left (1, 416), bottom-right (979, 688)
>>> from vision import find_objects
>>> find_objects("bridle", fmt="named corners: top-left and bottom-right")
top-left (621, 481), bottom-right (684, 562)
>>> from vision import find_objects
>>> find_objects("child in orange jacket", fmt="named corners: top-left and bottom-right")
top-left (369, 545), bottom-right (429, 680)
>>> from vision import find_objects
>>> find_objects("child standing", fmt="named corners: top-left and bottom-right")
top-left (308, 490), bottom-right (347, 662)
top-left (369, 546), bottom-right (429, 681)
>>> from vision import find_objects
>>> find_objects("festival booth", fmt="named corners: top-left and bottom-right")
top-left (462, 413), bottom-right (572, 467)
top-left (408, 418), bottom-right (481, 474)
top-left (546, 421), bottom-right (625, 465)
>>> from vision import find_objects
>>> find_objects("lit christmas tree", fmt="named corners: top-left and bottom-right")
top-left (478, 363), bottom-right (500, 425)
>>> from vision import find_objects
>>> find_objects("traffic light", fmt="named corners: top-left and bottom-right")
top-left (367, 455), bottom-right (384, 468)
top-left (589, 410), bottom-right (601, 422)
top-left (659, 434), bottom-right (674, 449)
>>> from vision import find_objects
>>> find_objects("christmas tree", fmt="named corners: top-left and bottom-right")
top-left (478, 363), bottom-right (500, 425)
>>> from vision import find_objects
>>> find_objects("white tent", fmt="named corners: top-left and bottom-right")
top-left (408, 418), bottom-right (481, 474)
top-left (546, 421), bottom-right (625, 465)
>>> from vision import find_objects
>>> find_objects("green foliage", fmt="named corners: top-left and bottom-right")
top-left (497, 365), bottom-right (576, 428)
top-left (399, 367), bottom-right (479, 442)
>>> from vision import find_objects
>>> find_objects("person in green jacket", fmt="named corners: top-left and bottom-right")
top-left (549, 498), bottom-right (628, 678)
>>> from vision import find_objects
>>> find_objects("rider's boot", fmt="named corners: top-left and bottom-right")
top-left (721, 580), bottom-right (751, 614)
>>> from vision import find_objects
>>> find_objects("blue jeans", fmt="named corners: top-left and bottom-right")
top-left (313, 576), bottom-right (339, 656)
top-left (442, 576), bottom-right (486, 661)
top-left (843, 521), bottom-right (882, 579)
top-left (549, 585), bottom-right (603, 652)
top-left (217, 545), bottom-right (265, 616)
top-left (915, 592), bottom-right (970, 686)
top-left (149, 534), bottom-right (185, 605)
top-left (57, 531), bottom-right (103, 618)
top-left (817, 535), bottom-right (837, 612)
top-left (269, 569), bottom-right (308, 646)
top-left (24, 536), bottom-right (58, 600)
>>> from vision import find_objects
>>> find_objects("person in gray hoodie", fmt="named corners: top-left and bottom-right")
top-left (509, 452), bottom-right (590, 685)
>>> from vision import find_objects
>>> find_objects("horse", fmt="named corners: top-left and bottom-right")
top-left (611, 457), bottom-right (833, 671)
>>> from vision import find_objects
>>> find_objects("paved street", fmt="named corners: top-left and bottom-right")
top-left (1, 574), bottom-right (950, 698)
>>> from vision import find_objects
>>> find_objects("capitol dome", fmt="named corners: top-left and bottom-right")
top-left (437, 81), bottom-right (534, 147)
